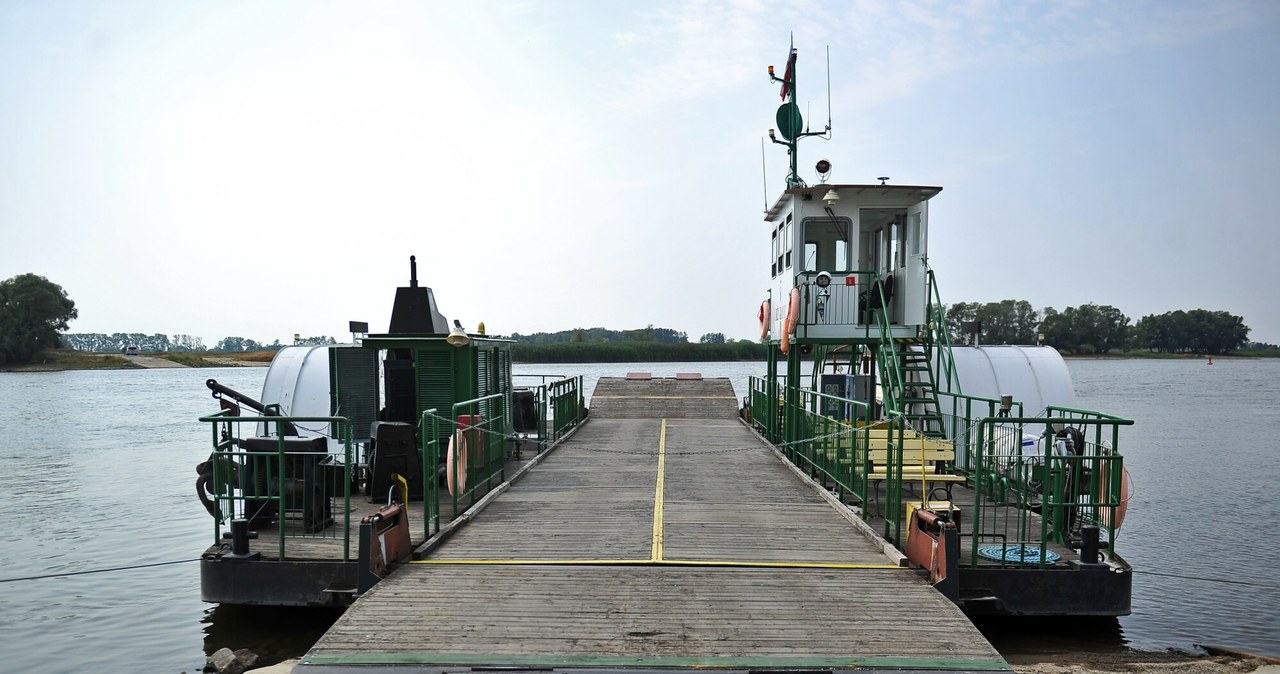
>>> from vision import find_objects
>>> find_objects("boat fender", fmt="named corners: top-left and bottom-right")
top-left (446, 430), bottom-right (468, 496)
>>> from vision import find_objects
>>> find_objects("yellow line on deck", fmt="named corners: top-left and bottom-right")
top-left (590, 396), bottom-right (738, 400)
top-left (651, 418), bottom-right (667, 562)
top-left (410, 558), bottom-right (902, 570)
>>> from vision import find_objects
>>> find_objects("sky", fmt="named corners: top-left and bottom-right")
top-left (2, 0), bottom-right (1278, 346)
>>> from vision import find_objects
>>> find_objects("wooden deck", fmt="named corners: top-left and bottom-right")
top-left (297, 378), bottom-right (1009, 673)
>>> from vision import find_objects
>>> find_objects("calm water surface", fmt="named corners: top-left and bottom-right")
top-left (0, 359), bottom-right (1277, 672)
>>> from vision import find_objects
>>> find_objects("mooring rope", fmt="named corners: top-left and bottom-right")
top-left (1132, 569), bottom-right (1280, 590)
top-left (0, 558), bottom-right (202, 584)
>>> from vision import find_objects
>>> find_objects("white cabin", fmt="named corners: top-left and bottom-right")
top-left (766, 182), bottom-right (942, 343)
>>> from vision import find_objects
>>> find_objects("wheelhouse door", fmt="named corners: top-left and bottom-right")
top-left (902, 201), bottom-right (928, 325)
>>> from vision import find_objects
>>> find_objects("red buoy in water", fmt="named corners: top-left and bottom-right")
top-left (1208, 356), bottom-right (1214, 365)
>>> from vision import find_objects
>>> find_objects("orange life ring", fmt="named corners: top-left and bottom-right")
top-left (758, 299), bottom-right (771, 339)
top-left (786, 287), bottom-right (801, 331)
top-left (780, 288), bottom-right (801, 354)
top-left (446, 430), bottom-right (468, 496)
top-left (1099, 460), bottom-right (1131, 530)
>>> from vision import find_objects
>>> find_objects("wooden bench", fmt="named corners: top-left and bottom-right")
top-left (863, 431), bottom-right (966, 500)
top-left (866, 444), bottom-right (966, 487)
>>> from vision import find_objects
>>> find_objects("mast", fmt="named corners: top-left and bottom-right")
top-left (767, 37), bottom-right (830, 188)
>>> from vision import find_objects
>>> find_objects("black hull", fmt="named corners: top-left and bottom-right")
top-left (201, 558), bottom-right (357, 607)
top-left (958, 563), bottom-right (1132, 616)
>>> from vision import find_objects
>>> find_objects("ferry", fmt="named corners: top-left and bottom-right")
top-left (745, 43), bottom-right (1134, 615)
top-left (193, 42), bottom-right (1132, 622)
top-left (195, 257), bottom-right (587, 606)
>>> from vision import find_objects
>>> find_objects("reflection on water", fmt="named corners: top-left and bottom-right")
top-left (974, 616), bottom-right (1128, 656)
top-left (203, 604), bottom-right (344, 663)
top-left (1, 359), bottom-right (1278, 672)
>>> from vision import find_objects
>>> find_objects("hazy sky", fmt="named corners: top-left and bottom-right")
top-left (3, 1), bottom-right (1277, 346)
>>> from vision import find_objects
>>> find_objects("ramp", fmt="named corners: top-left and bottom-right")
top-left (589, 376), bottom-right (740, 419)
top-left (297, 380), bottom-right (1009, 673)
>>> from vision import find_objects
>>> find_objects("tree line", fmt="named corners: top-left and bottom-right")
top-left (945, 300), bottom-right (1252, 355)
top-left (59, 333), bottom-right (339, 353)
top-left (513, 340), bottom-right (764, 363)
top-left (0, 272), bottom-right (1265, 366)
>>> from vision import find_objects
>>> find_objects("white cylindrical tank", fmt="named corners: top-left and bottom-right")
top-left (947, 345), bottom-right (1076, 414)
top-left (258, 346), bottom-right (337, 448)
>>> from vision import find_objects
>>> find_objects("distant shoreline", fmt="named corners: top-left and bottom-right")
top-left (0, 351), bottom-right (270, 372)
top-left (3, 348), bottom-right (1274, 373)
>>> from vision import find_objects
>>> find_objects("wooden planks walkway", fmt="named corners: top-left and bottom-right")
top-left (297, 378), bottom-right (1009, 673)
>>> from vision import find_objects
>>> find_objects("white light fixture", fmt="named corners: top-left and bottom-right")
top-left (822, 188), bottom-right (839, 205)
top-left (446, 320), bottom-right (470, 347)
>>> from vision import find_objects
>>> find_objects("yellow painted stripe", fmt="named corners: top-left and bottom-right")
top-left (413, 559), bottom-right (652, 566)
top-left (410, 558), bottom-right (902, 570)
top-left (651, 418), bottom-right (667, 562)
top-left (591, 395), bottom-right (738, 400)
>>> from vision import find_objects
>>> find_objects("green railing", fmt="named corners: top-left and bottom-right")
top-left (935, 390), bottom-right (1024, 471)
top-left (925, 269), bottom-right (961, 395)
top-left (548, 375), bottom-right (585, 443)
top-left (788, 388), bottom-right (874, 502)
top-left (968, 409), bottom-right (1133, 566)
top-left (419, 376), bottom-right (586, 537)
top-left (513, 374), bottom-right (567, 453)
top-left (751, 376), bottom-right (1132, 565)
top-left (198, 412), bottom-right (355, 561)
top-left (747, 375), bottom-right (782, 444)
top-left (420, 393), bottom-right (510, 536)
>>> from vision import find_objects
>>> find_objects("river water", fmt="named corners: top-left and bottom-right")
top-left (0, 359), bottom-right (1276, 672)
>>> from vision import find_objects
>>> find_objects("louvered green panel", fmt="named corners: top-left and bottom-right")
top-left (414, 348), bottom-right (454, 429)
top-left (477, 349), bottom-right (491, 418)
top-left (329, 347), bottom-right (379, 441)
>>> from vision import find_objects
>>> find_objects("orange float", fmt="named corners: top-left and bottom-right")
top-left (780, 288), bottom-right (801, 355)
top-left (446, 430), bottom-right (468, 496)
top-left (1098, 459), bottom-right (1131, 530)
top-left (758, 299), bottom-right (771, 339)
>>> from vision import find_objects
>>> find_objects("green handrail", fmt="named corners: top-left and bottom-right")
top-left (197, 411), bottom-right (355, 562)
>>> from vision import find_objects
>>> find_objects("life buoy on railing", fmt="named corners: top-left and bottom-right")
top-left (446, 430), bottom-right (468, 496)
top-left (758, 299), bottom-right (771, 339)
top-left (1099, 460), bottom-right (1131, 530)
top-left (786, 287), bottom-right (800, 330)
top-left (780, 288), bottom-right (801, 355)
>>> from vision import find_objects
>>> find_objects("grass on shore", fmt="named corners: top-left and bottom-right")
top-left (155, 353), bottom-right (218, 367)
top-left (0, 349), bottom-right (140, 371)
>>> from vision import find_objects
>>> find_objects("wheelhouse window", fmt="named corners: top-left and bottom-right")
top-left (801, 217), bottom-right (853, 273)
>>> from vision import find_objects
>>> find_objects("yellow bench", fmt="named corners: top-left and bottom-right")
top-left (864, 434), bottom-right (966, 493)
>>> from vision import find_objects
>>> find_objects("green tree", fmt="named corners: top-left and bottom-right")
top-left (1040, 303), bottom-right (1129, 354)
top-left (699, 332), bottom-right (727, 344)
top-left (1133, 309), bottom-right (1248, 355)
top-left (945, 302), bottom-right (978, 343)
top-left (975, 300), bottom-right (1039, 345)
top-left (0, 274), bottom-right (78, 364)
top-left (215, 336), bottom-right (263, 352)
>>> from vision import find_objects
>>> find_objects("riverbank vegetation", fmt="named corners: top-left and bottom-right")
top-left (945, 300), bottom-right (1258, 356)
top-left (0, 274), bottom-right (79, 366)
top-left (9, 270), bottom-right (1273, 368)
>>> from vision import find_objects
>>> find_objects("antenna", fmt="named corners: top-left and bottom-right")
top-left (761, 138), bottom-right (769, 212)
top-left (825, 46), bottom-right (833, 135)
